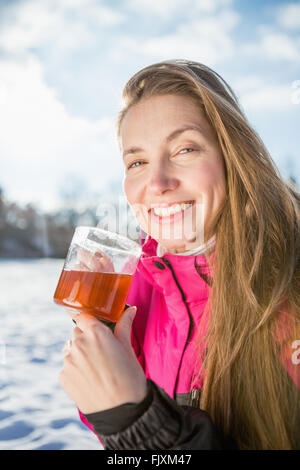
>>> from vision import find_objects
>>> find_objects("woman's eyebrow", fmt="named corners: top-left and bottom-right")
top-left (122, 125), bottom-right (206, 159)
top-left (166, 124), bottom-right (207, 142)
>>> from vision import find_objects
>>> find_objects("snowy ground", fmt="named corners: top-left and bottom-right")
top-left (0, 259), bottom-right (101, 450)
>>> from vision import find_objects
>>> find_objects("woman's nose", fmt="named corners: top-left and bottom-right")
top-left (147, 166), bottom-right (179, 196)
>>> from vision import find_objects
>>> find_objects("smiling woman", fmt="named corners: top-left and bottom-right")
top-left (59, 59), bottom-right (300, 450)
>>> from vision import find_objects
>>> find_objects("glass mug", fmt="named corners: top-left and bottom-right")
top-left (53, 226), bottom-right (142, 329)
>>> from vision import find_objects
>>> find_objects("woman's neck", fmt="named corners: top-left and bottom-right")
top-left (157, 234), bottom-right (216, 257)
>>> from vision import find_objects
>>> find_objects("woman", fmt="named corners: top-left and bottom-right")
top-left (59, 60), bottom-right (300, 450)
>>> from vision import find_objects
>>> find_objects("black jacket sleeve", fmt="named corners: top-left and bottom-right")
top-left (83, 379), bottom-right (237, 450)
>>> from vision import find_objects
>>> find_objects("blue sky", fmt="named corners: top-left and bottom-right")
top-left (0, 0), bottom-right (299, 211)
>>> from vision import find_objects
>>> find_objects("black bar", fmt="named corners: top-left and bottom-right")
top-left (72, 304), bottom-right (132, 332)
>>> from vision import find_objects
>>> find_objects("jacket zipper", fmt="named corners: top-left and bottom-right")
top-left (191, 388), bottom-right (201, 408)
top-left (161, 257), bottom-right (195, 399)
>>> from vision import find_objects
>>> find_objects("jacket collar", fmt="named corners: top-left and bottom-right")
top-left (136, 234), bottom-right (214, 303)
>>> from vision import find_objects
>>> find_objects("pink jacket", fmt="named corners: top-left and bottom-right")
top-left (127, 232), bottom-right (213, 398)
top-left (79, 232), bottom-right (300, 437)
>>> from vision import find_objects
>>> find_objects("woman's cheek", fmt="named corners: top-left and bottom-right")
top-left (123, 176), bottom-right (134, 204)
top-left (123, 177), bottom-right (148, 230)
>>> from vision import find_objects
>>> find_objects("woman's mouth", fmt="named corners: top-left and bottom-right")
top-left (149, 200), bottom-right (195, 225)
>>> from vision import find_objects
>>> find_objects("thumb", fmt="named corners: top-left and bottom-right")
top-left (114, 306), bottom-right (137, 350)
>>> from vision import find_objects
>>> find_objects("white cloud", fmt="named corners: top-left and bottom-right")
top-left (230, 75), bottom-right (297, 111)
top-left (125, 0), bottom-right (233, 17)
top-left (260, 32), bottom-right (300, 61)
top-left (231, 75), bottom-right (264, 93)
top-left (112, 10), bottom-right (239, 65)
top-left (242, 1), bottom-right (300, 64)
top-left (125, 0), bottom-right (185, 17)
top-left (0, 0), bottom-right (124, 54)
top-left (275, 2), bottom-right (300, 30)
top-left (243, 29), bottom-right (300, 62)
top-left (237, 0), bottom-right (300, 64)
top-left (240, 83), bottom-right (295, 111)
top-left (0, 56), bottom-right (122, 210)
top-left (194, 0), bottom-right (233, 12)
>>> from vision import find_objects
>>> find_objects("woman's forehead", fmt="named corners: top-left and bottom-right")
top-left (120, 94), bottom-right (212, 143)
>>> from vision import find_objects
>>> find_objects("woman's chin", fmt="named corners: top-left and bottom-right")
top-left (159, 239), bottom-right (185, 251)
top-left (156, 236), bottom-right (196, 253)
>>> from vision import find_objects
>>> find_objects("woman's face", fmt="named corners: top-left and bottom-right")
top-left (120, 94), bottom-right (227, 253)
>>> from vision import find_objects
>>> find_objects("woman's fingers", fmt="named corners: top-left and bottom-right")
top-left (71, 326), bottom-right (83, 340)
top-left (62, 339), bottom-right (72, 356)
top-left (76, 247), bottom-right (114, 272)
top-left (93, 250), bottom-right (115, 272)
top-left (74, 313), bottom-right (112, 339)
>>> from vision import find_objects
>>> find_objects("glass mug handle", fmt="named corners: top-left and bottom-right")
top-left (72, 304), bottom-right (132, 333)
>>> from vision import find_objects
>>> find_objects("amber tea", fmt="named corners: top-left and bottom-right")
top-left (54, 269), bottom-right (133, 322)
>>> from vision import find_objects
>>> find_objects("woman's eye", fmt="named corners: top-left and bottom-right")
top-left (127, 160), bottom-right (144, 170)
top-left (179, 148), bottom-right (194, 154)
top-left (127, 148), bottom-right (195, 170)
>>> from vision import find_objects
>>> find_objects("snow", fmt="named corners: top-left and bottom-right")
top-left (0, 259), bottom-right (101, 450)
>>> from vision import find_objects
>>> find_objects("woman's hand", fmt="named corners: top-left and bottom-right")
top-left (59, 307), bottom-right (147, 414)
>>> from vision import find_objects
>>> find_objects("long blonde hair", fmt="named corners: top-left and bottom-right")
top-left (116, 60), bottom-right (300, 449)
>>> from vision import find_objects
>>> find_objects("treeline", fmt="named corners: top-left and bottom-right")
top-left (0, 184), bottom-right (140, 259)
top-left (0, 191), bottom-right (100, 258)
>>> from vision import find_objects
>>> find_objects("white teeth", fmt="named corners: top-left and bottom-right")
top-left (153, 202), bottom-right (193, 217)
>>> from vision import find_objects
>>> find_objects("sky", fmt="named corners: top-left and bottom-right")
top-left (0, 0), bottom-right (299, 212)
